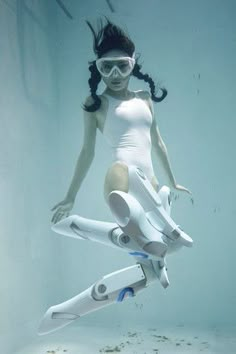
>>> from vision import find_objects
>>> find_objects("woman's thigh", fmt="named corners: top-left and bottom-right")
top-left (103, 161), bottom-right (129, 203)
top-left (151, 175), bottom-right (160, 192)
top-left (103, 161), bottom-right (160, 203)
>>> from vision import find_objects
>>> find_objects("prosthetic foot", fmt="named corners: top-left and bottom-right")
top-left (38, 263), bottom-right (146, 335)
top-left (38, 259), bottom-right (169, 335)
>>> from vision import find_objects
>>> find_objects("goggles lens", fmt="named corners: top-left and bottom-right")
top-left (96, 57), bottom-right (135, 77)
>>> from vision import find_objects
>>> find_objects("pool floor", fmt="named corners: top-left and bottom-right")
top-left (14, 322), bottom-right (236, 354)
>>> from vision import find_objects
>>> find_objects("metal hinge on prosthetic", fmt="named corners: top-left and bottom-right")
top-left (108, 189), bottom-right (168, 259)
top-left (128, 167), bottom-right (193, 247)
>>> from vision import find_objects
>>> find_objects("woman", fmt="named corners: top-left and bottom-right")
top-left (51, 17), bottom-right (191, 224)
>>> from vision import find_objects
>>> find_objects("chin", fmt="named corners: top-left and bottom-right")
top-left (103, 77), bottom-right (129, 91)
top-left (109, 82), bottom-right (127, 91)
top-left (110, 86), bottom-right (125, 91)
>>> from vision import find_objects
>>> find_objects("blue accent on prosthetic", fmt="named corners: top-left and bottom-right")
top-left (117, 287), bottom-right (135, 302)
top-left (129, 251), bottom-right (149, 259)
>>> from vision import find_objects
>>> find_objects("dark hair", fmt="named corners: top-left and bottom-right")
top-left (82, 17), bottom-right (167, 112)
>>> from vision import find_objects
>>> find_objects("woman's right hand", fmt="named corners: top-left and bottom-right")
top-left (51, 198), bottom-right (74, 224)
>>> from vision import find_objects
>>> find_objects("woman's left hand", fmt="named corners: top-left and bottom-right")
top-left (174, 183), bottom-right (192, 195)
top-left (172, 183), bottom-right (194, 204)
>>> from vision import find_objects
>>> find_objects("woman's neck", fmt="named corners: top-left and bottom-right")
top-left (104, 88), bottom-right (133, 100)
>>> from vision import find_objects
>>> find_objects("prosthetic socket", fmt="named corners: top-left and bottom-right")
top-left (38, 165), bottom-right (193, 335)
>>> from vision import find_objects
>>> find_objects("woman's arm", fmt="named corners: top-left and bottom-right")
top-left (51, 96), bottom-right (97, 223)
top-left (150, 114), bottom-right (177, 187)
top-left (147, 92), bottom-right (191, 195)
top-left (144, 92), bottom-right (176, 187)
top-left (65, 96), bottom-right (97, 202)
top-left (51, 96), bottom-right (98, 223)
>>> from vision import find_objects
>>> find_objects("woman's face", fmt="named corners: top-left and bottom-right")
top-left (99, 49), bottom-right (133, 92)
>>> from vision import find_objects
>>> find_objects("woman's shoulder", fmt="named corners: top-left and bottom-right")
top-left (135, 90), bottom-right (151, 100)
top-left (84, 94), bottom-right (107, 104)
top-left (83, 94), bottom-right (107, 114)
top-left (83, 95), bottom-right (98, 106)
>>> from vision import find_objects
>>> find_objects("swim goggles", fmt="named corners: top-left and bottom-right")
top-left (95, 54), bottom-right (135, 78)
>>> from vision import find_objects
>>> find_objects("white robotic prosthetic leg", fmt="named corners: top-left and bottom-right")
top-left (108, 165), bottom-right (193, 259)
top-left (50, 186), bottom-right (177, 261)
top-left (51, 165), bottom-right (192, 260)
top-left (38, 168), bottom-right (191, 335)
top-left (38, 262), bottom-right (159, 335)
top-left (51, 214), bottom-right (161, 259)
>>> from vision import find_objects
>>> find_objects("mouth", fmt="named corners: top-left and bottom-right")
top-left (111, 80), bottom-right (121, 84)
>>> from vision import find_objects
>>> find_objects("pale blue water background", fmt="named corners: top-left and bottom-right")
top-left (0, 0), bottom-right (235, 353)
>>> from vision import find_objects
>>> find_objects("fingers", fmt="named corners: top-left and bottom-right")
top-left (183, 189), bottom-right (194, 204)
top-left (51, 211), bottom-right (59, 224)
top-left (51, 202), bottom-right (61, 211)
top-left (51, 206), bottom-right (62, 224)
top-left (50, 199), bottom-right (73, 224)
top-left (51, 211), bottom-right (64, 224)
top-left (51, 208), bottom-right (70, 224)
top-left (172, 185), bottom-right (194, 205)
top-left (180, 187), bottom-right (190, 194)
top-left (173, 193), bottom-right (180, 201)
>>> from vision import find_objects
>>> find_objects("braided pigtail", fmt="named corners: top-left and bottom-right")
top-left (82, 61), bottom-right (102, 112)
top-left (132, 62), bottom-right (167, 102)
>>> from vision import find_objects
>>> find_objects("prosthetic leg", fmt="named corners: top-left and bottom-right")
top-left (38, 165), bottom-right (193, 335)
top-left (108, 166), bottom-right (192, 258)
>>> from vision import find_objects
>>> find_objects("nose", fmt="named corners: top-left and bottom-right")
top-left (111, 68), bottom-right (120, 78)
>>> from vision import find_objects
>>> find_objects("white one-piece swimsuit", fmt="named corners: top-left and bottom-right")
top-left (102, 91), bottom-right (155, 182)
